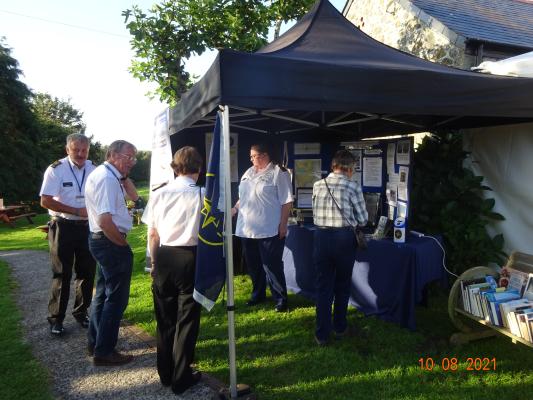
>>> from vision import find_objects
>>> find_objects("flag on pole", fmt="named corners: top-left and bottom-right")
top-left (194, 113), bottom-right (226, 311)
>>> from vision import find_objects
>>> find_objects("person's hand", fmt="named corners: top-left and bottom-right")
top-left (150, 264), bottom-right (156, 279)
top-left (77, 207), bottom-right (88, 218)
top-left (279, 224), bottom-right (288, 239)
top-left (231, 207), bottom-right (238, 217)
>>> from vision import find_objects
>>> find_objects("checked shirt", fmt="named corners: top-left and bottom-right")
top-left (312, 172), bottom-right (368, 228)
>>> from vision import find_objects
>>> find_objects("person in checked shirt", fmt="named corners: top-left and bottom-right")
top-left (312, 149), bottom-right (367, 346)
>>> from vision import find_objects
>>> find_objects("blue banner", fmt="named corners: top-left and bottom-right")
top-left (193, 113), bottom-right (226, 311)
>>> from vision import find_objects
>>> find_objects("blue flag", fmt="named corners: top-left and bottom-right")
top-left (194, 114), bottom-right (226, 311)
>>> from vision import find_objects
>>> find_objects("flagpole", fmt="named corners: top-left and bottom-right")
top-left (221, 105), bottom-right (238, 399)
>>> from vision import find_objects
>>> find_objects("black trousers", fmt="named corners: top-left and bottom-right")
top-left (47, 219), bottom-right (96, 324)
top-left (152, 245), bottom-right (201, 390)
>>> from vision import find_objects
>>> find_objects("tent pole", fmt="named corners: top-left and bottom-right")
top-left (221, 105), bottom-right (238, 399)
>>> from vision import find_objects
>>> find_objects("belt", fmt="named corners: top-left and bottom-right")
top-left (90, 231), bottom-right (127, 240)
top-left (52, 216), bottom-right (88, 225)
top-left (316, 226), bottom-right (351, 230)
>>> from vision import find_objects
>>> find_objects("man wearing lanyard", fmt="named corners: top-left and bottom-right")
top-left (84, 140), bottom-right (139, 366)
top-left (40, 133), bottom-right (97, 336)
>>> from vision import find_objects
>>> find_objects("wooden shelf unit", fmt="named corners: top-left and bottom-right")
top-left (448, 251), bottom-right (533, 347)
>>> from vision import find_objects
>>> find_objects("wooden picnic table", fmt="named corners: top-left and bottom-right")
top-left (0, 205), bottom-right (37, 227)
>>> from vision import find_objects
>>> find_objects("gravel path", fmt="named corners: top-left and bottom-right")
top-left (0, 250), bottom-right (221, 400)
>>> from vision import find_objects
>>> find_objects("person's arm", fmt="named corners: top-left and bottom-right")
top-left (97, 213), bottom-right (129, 246)
top-left (40, 195), bottom-right (87, 218)
top-left (148, 227), bottom-right (160, 279)
top-left (279, 202), bottom-right (292, 238)
top-left (121, 178), bottom-right (139, 201)
top-left (231, 200), bottom-right (240, 217)
top-left (351, 185), bottom-right (368, 227)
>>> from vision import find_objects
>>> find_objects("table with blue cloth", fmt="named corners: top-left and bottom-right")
top-left (282, 225), bottom-right (447, 330)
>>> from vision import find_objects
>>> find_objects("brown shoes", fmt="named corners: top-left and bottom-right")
top-left (93, 350), bottom-right (133, 366)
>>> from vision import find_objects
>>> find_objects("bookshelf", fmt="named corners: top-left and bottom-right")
top-left (448, 252), bottom-right (533, 348)
top-left (452, 308), bottom-right (533, 348)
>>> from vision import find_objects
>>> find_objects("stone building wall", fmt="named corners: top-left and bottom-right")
top-left (344, 0), bottom-right (477, 68)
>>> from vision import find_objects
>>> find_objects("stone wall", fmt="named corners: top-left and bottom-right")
top-left (344, 0), bottom-right (477, 68)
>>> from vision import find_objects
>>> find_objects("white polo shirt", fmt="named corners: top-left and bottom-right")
top-left (235, 163), bottom-right (293, 239)
top-left (39, 156), bottom-right (96, 220)
top-left (142, 176), bottom-right (205, 246)
top-left (84, 162), bottom-right (133, 234)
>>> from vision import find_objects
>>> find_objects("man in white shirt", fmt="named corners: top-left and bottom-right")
top-left (40, 133), bottom-right (97, 336)
top-left (84, 140), bottom-right (140, 366)
top-left (142, 146), bottom-right (204, 394)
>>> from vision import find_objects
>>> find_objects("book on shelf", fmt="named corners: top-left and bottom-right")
top-left (505, 267), bottom-right (531, 296)
top-left (500, 298), bottom-right (532, 329)
top-left (527, 316), bottom-right (533, 344)
top-left (485, 289), bottom-right (521, 326)
top-left (517, 311), bottom-right (533, 341)
top-left (523, 274), bottom-right (533, 301)
top-left (508, 303), bottom-right (533, 336)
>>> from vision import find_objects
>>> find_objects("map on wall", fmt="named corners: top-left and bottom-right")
top-left (294, 159), bottom-right (322, 188)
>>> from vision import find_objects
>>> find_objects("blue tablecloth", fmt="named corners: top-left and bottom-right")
top-left (282, 225), bottom-right (447, 330)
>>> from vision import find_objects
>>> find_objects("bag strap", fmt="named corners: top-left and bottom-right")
top-left (323, 178), bottom-right (356, 229)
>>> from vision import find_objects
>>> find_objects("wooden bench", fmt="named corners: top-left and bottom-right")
top-left (8, 212), bottom-right (37, 225)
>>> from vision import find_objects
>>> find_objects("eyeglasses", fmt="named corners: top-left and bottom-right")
top-left (250, 153), bottom-right (264, 161)
top-left (118, 153), bottom-right (137, 163)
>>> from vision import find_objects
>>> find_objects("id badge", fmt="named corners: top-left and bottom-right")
top-left (75, 195), bottom-right (85, 205)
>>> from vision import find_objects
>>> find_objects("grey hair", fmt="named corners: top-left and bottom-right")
top-left (66, 133), bottom-right (90, 146)
top-left (106, 140), bottom-right (137, 160)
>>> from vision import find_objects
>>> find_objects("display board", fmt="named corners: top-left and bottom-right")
top-left (288, 137), bottom-right (414, 232)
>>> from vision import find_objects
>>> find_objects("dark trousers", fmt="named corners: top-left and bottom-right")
top-left (87, 235), bottom-right (133, 357)
top-left (152, 245), bottom-right (201, 390)
top-left (313, 227), bottom-right (357, 341)
top-left (241, 235), bottom-right (288, 305)
top-left (47, 219), bottom-right (96, 324)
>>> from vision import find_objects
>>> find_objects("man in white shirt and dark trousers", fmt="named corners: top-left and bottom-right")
top-left (84, 140), bottom-right (140, 366)
top-left (40, 133), bottom-right (97, 336)
top-left (142, 146), bottom-right (205, 394)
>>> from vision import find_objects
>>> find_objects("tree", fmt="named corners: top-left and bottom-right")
top-left (123, 0), bottom-right (315, 104)
top-left (0, 39), bottom-right (41, 202)
top-left (31, 93), bottom-right (88, 165)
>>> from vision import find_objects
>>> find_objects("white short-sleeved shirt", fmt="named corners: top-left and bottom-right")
top-left (84, 162), bottom-right (132, 234)
top-left (141, 176), bottom-right (205, 246)
top-left (39, 156), bottom-right (96, 220)
top-left (235, 163), bottom-right (293, 239)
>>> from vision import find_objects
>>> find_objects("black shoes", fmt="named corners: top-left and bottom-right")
top-left (93, 350), bottom-right (133, 366)
top-left (274, 302), bottom-right (288, 312)
top-left (171, 371), bottom-right (202, 394)
top-left (245, 298), bottom-right (265, 306)
top-left (76, 315), bottom-right (90, 329)
top-left (50, 322), bottom-right (64, 336)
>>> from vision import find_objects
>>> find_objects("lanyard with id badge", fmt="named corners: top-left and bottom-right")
top-left (68, 162), bottom-right (86, 207)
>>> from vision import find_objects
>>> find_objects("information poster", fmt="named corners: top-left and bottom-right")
top-left (294, 159), bottom-right (322, 188)
top-left (362, 157), bottom-right (382, 187)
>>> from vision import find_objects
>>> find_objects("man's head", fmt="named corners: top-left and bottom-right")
top-left (65, 133), bottom-right (90, 167)
top-left (170, 146), bottom-right (203, 177)
top-left (331, 149), bottom-right (356, 178)
top-left (106, 140), bottom-right (137, 176)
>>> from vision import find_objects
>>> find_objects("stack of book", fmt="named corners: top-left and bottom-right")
top-left (459, 268), bottom-right (533, 343)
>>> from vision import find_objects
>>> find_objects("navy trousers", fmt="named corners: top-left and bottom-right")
top-left (313, 227), bottom-right (357, 341)
top-left (241, 235), bottom-right (288, 305)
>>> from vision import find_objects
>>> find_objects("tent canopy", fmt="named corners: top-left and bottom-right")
top-left (169, 0), bottom-right (533, 139)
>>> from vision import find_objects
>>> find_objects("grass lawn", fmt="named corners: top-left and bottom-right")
top-left (1, 207), bottom-right (533, 399)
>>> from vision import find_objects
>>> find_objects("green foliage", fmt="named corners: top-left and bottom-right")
top-left (0, 39), bottom-right (105, 203)
top-left (129, 150), bottom-right (151, 182)
top-left (123, 0), bottom-right (315, 104)
top-left (0, 40), bottom-right (41, 202)
top-left (411, 132), bottom-right (506, 274)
